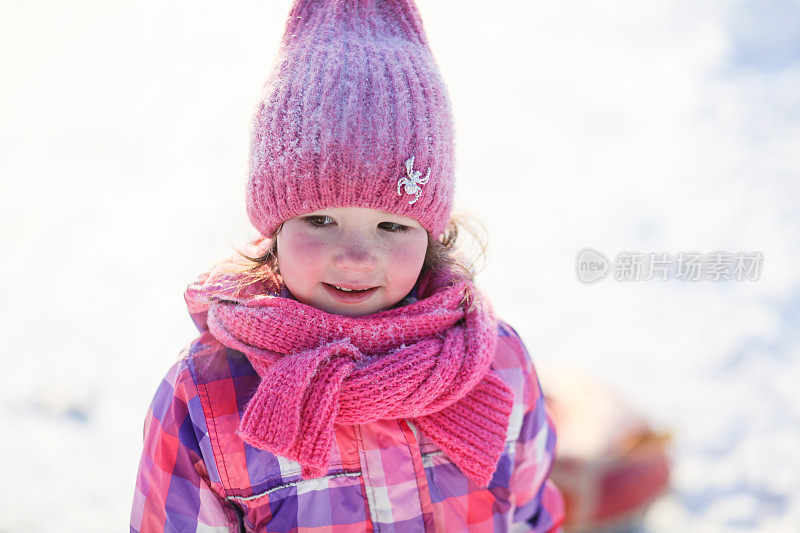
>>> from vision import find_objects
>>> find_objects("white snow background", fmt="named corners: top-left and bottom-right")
top-left (1, 0), bottom-right (799, 531)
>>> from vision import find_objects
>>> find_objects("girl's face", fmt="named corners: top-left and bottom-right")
top-left (276, 207), bottom-right (428, 317)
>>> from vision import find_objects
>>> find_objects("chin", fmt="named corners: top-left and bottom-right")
top-left (343, 303), bottom-right (394, 317)
top-left (336, 304), bottom-right (377, 317)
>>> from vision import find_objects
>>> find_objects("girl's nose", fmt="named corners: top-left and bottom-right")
top-left (335, 234), bottom-right (377, 272)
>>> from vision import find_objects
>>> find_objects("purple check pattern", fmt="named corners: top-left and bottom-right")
top-left (131, 322), bottom-right (564, 532)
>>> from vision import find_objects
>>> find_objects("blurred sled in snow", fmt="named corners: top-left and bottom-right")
top-left (542, 368), bottom-right (671, 532)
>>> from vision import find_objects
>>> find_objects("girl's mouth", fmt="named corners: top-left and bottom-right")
top-left (323, 283), bottom-right (378, 303)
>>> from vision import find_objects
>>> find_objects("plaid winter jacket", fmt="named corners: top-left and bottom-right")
top-left (131, 309), bottom-right (564, 532)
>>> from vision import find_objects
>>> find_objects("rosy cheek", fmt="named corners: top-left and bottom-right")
top-left (389, 246), bottom-right (419, 266)
top-left (290, 234), bottom-right (328, 263)
top-left (387, 239), bottom-right (426, 279)
top-left (280, 228), bottom-right (331, 278)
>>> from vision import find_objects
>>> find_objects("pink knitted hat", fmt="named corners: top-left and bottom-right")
top-left (246, 0), bottom-right (455, 239)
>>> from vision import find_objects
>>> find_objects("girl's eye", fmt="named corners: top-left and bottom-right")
top-left (379, 222), bottom-right (409, 232)
top-left (304, 215), bottom-right (334, 227)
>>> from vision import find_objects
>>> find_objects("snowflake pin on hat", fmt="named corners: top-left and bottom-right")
top-left (397, 156), bottom-right (431, 205)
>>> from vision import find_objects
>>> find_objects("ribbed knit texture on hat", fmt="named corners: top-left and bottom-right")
top-left (246, 0), bottom-right (455, 238)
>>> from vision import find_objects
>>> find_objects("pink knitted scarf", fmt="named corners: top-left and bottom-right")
top-left (192, 266), bottom-right (515, 487)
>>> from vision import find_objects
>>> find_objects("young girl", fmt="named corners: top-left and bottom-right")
top-left (130, 1), bottom-right (564, 531)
